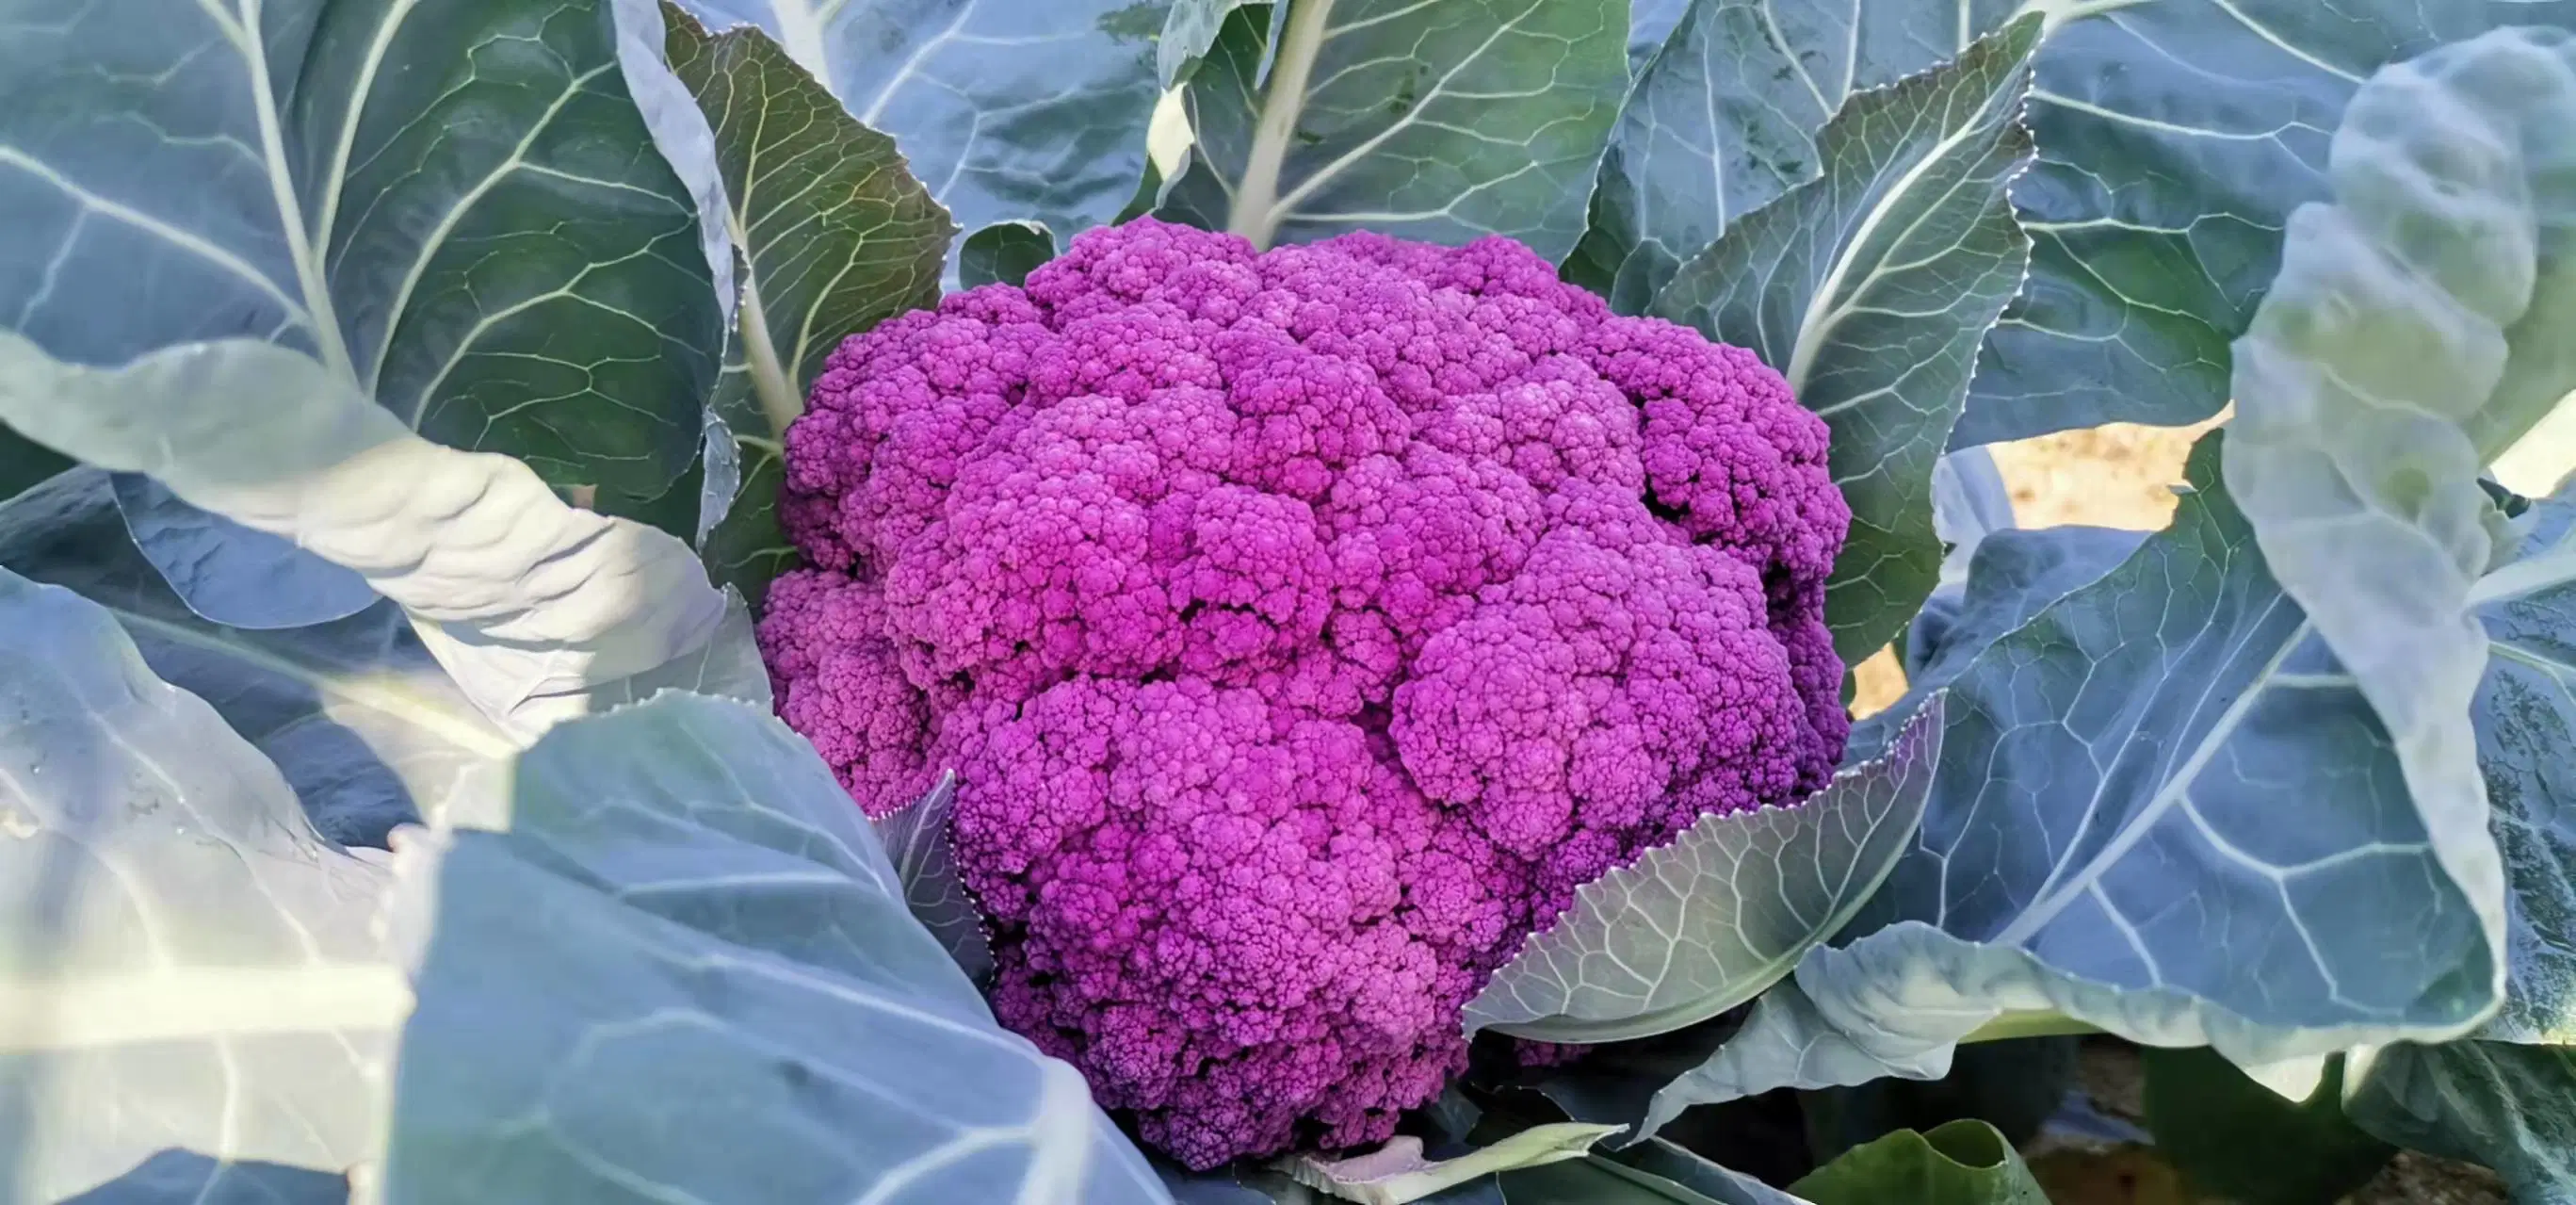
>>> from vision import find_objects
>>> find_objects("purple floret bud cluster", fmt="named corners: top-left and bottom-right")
top-left (756, 217), bottom-right (1850, 1169)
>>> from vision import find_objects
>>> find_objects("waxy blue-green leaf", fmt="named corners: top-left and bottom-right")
top-left (1159, 0), bottom-right (1629, 258)
top-left (1580, 0), bottom-right (2024, 314)
top-left (874, 771), bottom-right (994, 985)
top-left (1959, 0), bottom-right (2576, 446)
top-left (672, 0), bottom-right (1166, 276)
top-left (0, 469), bottom-right (508, 848)
top-left (0, 0), bottom-right (726, 626)
top-left (387, 694), bottom-right (1174, 1204)
top-left (1639, 437), bottom-right (2502, 1139)
top-left (661, 5), bottom-right (954, 610)
top-left (1653, 16), bottom-right (2041, 666)
top-left (1467, 698), bottom-right (1943, 1044)
top-left (0, 566), bottom-right (403, 1203)
top-left (0, 334), bottom-right (764, 741)
top-left (2346, 1040), bottom-right (2576, 1203)
top-left (2217, 26), bottom-right (2576, 1054)
top-left (2471, 485), bottom-right (2576, 1043)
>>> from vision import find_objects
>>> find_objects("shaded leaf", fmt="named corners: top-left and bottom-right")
top-left (1467, 698), bottom-right (1942, 1043)
top-left (1787, 1120), bottom-right (2046, 1205)
top-left (1653, 17), bottom-right (2041, 666)
top-left (962, 220), bottom-right (1059, 288)
top-left (2141, 1046), bottom-right (2394, 1204)
top-left (1643, 437), bottom-right (2500, 1135)
top-left (2346, 1039), bottom-right (2576, 1203)
top-left (1, 0), bottom-right (725, 625)
top-left (1159, 0), bottom-right (1628, 258)
top-left (673, 0), bottom-right (1166, 276)
top-left (873, 771), bottom-right (993, 985)
top-left (107, 474), bottom-right (378, 630)
top-left (0, 425), bottom-right (71, 503)
top-left (1803, 1036), bottom-right (2081, 1164)
top-left (1279, 1126), bottom-right (1617, 1205)
top-left (2471, 485), bottom-right (2576, 1042)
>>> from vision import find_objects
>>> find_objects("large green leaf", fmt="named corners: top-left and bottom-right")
top-left (0, 567), bottom-right (403, 1201)
top-left (0, 589), bottom-right (1172, 1202)
top-left (0, 425), bottom-right (72, 503)
top-left (0, 334), bottom-right (762, 741)
top-left (1640, 437), bottom-right (2501, 1136)
top-left (2142, 1047), bottom-right (2395, 1204)
top-left (1786, 1120), bottom-right (2046, 1205)
top-left (2346, 1040), bottom-right (2576, 1203)
top-left (0, 0), bottom-right (726, 626)
top-left (2471, 486), bottom-right (2576, 1043)
top-left (672, 0), bottom-right (1166, 271)
top-left (1466, 698), bottom-right (1942, 1043)
top-left (0, 469), bottom-right (510, 848)
top-left (1579, 0), bottom-right (2023, 314)
top-left (1958, 0), bottom-right (2576, 446)
top-left (2219, 31), bottom-right (2576, 1028)
top-left (662, 5), bottom-right (954, 610)
top-left (1652, 16), bottom-right (2041, 666)
top-left (1158, 0), bottom-right (1629, 257)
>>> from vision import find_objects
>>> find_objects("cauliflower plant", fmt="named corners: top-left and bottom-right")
top-left (757, 218), bottom-right (1849, 1169)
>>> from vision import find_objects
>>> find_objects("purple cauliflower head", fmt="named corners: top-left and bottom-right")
top-left (757, 217), bottom-right (1849, 1169)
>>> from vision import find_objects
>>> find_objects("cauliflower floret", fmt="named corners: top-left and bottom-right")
top-left (755, 217), bottom-right (1848, 1169)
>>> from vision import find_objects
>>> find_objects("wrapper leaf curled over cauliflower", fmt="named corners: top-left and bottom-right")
top-left (756, 218), bottom-right (1850, 1169)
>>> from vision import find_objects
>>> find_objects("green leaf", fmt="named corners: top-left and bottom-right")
top-left (1803, 1036), bottom-right (2082, 1165)
top-left (874, 771), bottom-right (994, 985)
top-left (1582, 0), bottom-right (2025, 315)
top-left (962, 220), bottom-right (1058, 288)
top-left (1652, 16), bottom-right (2041, 666)
top-left (1625, 0), bottom-right (1687, 73)
top-left (384, 693), bottom-right (1172, 1202)
top-left (0, 595), bottom-right (1170, 1202)
top-left (661, 5), bottom-right (954, 610)
top-left (1276, 1125), bottom-right (1620, 1205)
top-left (2142, 1047), bottom-right (2395, 1204)
top-left (1960, 0), bottom-right (2574, 446)
top-left (0, 425), bottom-right (72, 502)
top-left (672, 0), bottom-right (1167, 272)
top-left (1641, 436), bottom-right (2501, 1136)
top-left (0, 0), bottom-right (726, 625)
top-left (0, 334), bottom-right (763, 741)
top-left (2346, 1039), bottom-right (2576, 1202)
top-left (0, 566), bottom-right (405, 1202)
top-left (1787, 1120), bottom-right (2047, 1205)
top-left (2218, 31), bottom-right (2576, 1024)
top-left (1848, 524), bottom-right (2144, 763)
top-left (1466, 697), bottom-right (1943, 1043)
top-left (0, 469), bottom-right (510, 847)
top-left (2471, 484), bottom-right (2576, 1043)
top-left (1159, 0), bottom-right (1629, 257)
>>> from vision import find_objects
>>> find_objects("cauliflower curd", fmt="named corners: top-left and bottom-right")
top-left (757, 217), bottom-right (1849, 1168)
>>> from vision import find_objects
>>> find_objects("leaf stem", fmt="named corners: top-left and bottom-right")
top-left (1228, 0), bottom-right (1337, 250)
top-left (1958, 1010), bottom-right (2101, 1043)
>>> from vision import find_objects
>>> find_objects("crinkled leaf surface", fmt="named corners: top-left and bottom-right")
top-left (661, 4), bottom-right (953, 611)
top-left (2472, 487), bottom-right (2576, 1042)
top-left (105, 475), bottom-right (378, 633)
top-left (1640, 437), bottom-right (2500, 1137)
top-left (1580, 0), bottom-right (2021, 315)
top-left (0, 567), bottom-right (403, 1204)
top-left (0, 334), bottom-right (762, 741)
top-left (1158, 0), bottom-right (1628, 257)
top-left (1960, 0), bottom-right (2576, 446)
top-left (389, 693), bottom-right (1172, 1204)
top-left (873, 771), bottom-right (993, 985)
top-left (1467, 698), bottom-right (1942, 1043)
top-left (2219, 31), bottom-right (2576, 1031)
top-left (672, 0), bottom-right (1165, 277)
top-left (2346, 1040), bottom-right (2576, 1203)
top-left (0, 0), bottom-right (724, 626)
top-left (0, 470), bottom-right (510, 848)
top-left (1652, 16), bottom-right (2040, 666)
